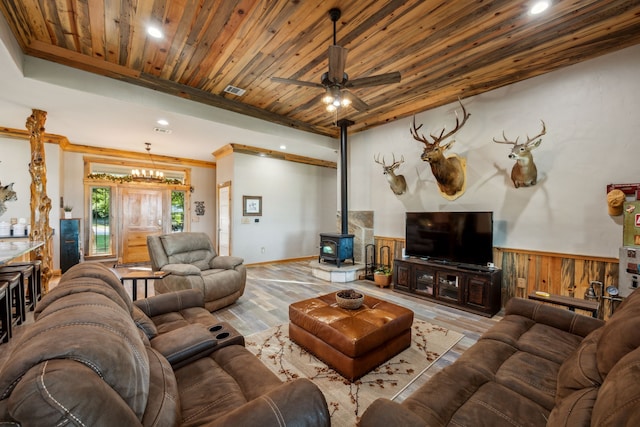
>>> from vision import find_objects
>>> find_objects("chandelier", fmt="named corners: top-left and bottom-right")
top-left (131, 142), bottom-right (164, 182)
top-left (321, 85), bottom-right (351, 112)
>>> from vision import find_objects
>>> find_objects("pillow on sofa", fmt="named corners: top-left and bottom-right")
top-left (133, 305), bottom-right (158, 339)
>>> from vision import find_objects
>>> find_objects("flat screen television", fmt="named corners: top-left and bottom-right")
top-left (405, 211), bottom-right (494, 266)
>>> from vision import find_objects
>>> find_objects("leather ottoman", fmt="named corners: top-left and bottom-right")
top-left (289, 292), bottom-right (414, 381)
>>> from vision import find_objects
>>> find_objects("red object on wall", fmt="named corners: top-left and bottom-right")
top-left (607, 183), bottom-right (640, 197)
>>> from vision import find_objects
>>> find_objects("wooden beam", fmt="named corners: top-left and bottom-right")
top-left (214, 143), bottom-right (336, 169)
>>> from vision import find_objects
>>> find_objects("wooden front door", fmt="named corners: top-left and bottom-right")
top-left (120, 187), bottom-right (164, 264)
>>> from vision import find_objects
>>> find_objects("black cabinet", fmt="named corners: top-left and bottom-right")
top-left (393, 258), bottom-right (502, 317)
top-left (60, 219), bottom-right (80, 273)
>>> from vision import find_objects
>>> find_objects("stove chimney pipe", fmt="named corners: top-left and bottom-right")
top-left (337, 119), bottom-right (354, 235)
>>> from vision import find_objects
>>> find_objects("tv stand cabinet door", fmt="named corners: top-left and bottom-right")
top-left (436, 271), bottom-right (462, 303)
top-left (393, 260), bottom-right (412, 292)
top-left (414, 266), bottom-right (436, 298)
top-left (463, 271), bottom-right (502, 315)
top-left (465, 276), bottom-right (489, 309)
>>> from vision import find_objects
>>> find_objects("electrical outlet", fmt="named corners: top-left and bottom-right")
top-left (241, 217), bottom-right (250, 224)
top-left (516, 278), bottom-right (526, 289)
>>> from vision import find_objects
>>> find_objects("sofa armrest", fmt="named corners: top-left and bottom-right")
top-left (134, 289), bottom-right (204, 317)
top-left (150, 324), bottom-right (217, 367)
top-left (161, 263), bottom-right (202, 276)
top-left (360, 399), bottom-right (425, 427)
top-left (505, 297), bottom-right (604, 337)
top-left (203, 378), bottom-right (330, 427)
top-left (210, 256), bottom-right (244, 270)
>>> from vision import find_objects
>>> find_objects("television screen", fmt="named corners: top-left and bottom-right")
top-left (405, 211), bottom-right (493, 266)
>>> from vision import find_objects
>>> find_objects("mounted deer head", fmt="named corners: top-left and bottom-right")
top-left (410, 100), bottom-right (470, 200)
top-left (493, 120), bottom-right (546, 188)
top-left (374, 153), bottom-right (407, 195)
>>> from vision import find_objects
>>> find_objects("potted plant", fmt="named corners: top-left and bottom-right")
top-left (63, 205), bottom-right (73, 219)
top-left (373, 265), bottom-right (392, 288)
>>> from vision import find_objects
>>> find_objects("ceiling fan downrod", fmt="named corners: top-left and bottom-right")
top-left (329, 8), bottom-right (341, 45)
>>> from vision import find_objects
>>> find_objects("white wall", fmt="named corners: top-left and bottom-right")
top-left (231, 153), bottom-right (336, 264)
top-left (349, 44), bottom-right (640, 259)
top-left (0, 135), bottom-right (61, 269)
top-left (188, 166), bottom-right (217, 238)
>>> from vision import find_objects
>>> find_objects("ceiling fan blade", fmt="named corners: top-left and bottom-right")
top-left (271, 76), bottom-right (323, 88)
top-left (328, 45), bottom-right (348, 83)
top-left (345, 71), bottom-right (401, 89)
top-left (343, 90), bottom-right (369, 111)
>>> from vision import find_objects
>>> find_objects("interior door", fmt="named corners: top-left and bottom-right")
top-left (217, 182), bottom-right (231, 256)
top-left (121, 187), bottom-right (164, 264)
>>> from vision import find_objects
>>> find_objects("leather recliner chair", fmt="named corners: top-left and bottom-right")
top-left (147, 232), bottom-right (245, 312)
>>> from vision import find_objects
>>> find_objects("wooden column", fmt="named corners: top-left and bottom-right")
top-left (26, 109), bottom-right (54, 292)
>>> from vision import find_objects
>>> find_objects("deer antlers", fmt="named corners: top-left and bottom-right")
top-left (374, 153), bottom-right (404, 169)
top-left (493, 120), bottom-right (546, 147)
top-left (410, 99), bottom-right (470, 148)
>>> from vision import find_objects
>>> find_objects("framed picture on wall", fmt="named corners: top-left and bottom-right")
top-left (243, 196), bottom-right (262, 216)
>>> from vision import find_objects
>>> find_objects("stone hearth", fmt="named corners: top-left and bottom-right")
top-left (310, 260), bottom-right (365, 283)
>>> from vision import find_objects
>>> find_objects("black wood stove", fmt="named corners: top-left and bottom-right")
top-left (319, 233), bottom-right (355, 267)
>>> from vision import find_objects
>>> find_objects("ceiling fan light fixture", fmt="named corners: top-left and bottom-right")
top-left (340, 92), bottom-right (352, 107)
top-left (326, 104), bottom-right (337, 112)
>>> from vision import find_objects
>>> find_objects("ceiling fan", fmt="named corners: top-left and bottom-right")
top-left (271, 8), bottom-right (401, 112)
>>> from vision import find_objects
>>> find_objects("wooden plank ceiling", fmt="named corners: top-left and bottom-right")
top-left (1, 0), bottom-right (639, 138)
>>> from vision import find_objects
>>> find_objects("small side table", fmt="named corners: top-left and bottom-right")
top-left (119, 270), bottom-right (169, 300)
top-left (528, 292), bottom-right (599, 318)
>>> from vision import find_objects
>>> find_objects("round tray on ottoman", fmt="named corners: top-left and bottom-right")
top-left (335, 289), bottom-right (364, 310)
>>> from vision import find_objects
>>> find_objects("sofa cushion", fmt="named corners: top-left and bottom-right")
top-left (54, 262), bottom-right (133, 314)
top-left (35, 277), bottom-right (133, 320)
top-left (596, 288), bottom-right (640, 376)
top-left (0, 288), bottom-right (150, 420)
top-left (591, 346), bottom-right (640, 426)
top-left (142, 347), bottom-right (180, 427)
top-left (8, 360), bottom-right (143, 425)
top-left (545, 328), bottom-right (602, 426)
top-left (174, 345), bottom-right (283, 426)
top-left (160, 232), bottom-right (216, 269)
top-left (133, 305), bottom-right (159, 339)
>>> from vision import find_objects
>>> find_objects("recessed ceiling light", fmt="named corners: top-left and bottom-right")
top-left (147, 26), bottom-right (163, 39)
top-left (280, 145), bottom-right (287, 150)
top-left (157, 119), bottom-right (169, 126)
top-left (530, 1), bottom-right (550, 15)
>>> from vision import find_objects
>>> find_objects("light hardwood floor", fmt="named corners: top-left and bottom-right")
top-left (1, 260), bottom-right (502, 398)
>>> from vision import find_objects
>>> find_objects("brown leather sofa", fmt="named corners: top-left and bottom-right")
top-left (0, 263), bottom-right (330, 426)
top-left (147, 232), bottom-right (246, 312)
top-left (361, 289), bottom-right (640, 426)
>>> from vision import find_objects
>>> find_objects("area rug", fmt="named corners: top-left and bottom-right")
top-left (245, 319), bottom-right (463, 426)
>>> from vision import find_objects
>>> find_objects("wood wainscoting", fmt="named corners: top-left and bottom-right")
top-left (374, 236), bottom-right (619, 313)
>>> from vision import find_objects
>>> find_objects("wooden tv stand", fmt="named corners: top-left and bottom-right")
top-left (393, 257), bottom-right (502, 317)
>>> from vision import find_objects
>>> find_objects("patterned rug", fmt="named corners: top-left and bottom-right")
top-left (245, 319), bottom-right (463, 426)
